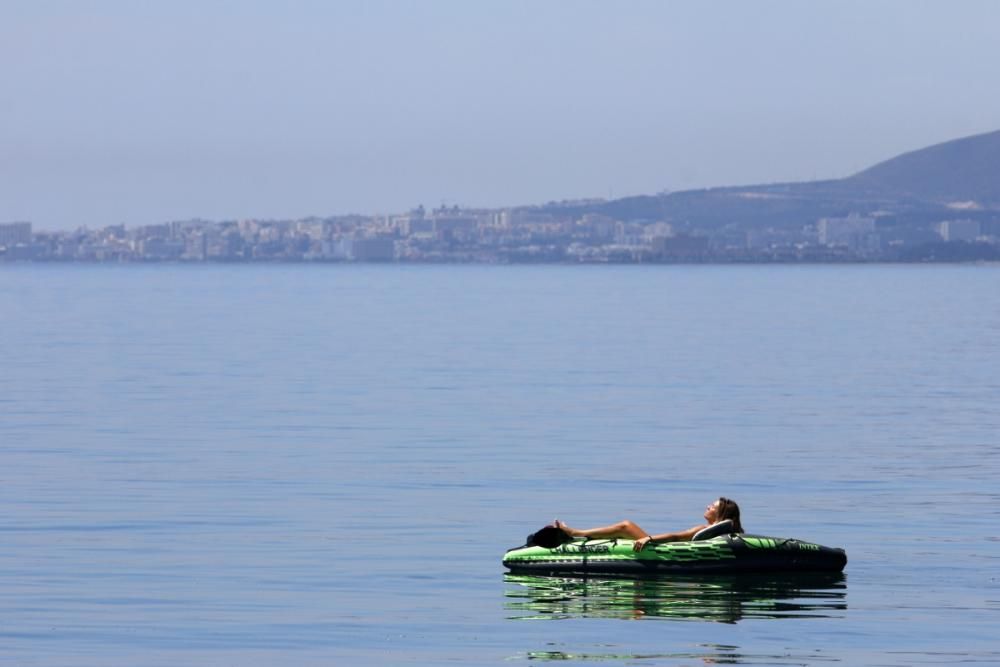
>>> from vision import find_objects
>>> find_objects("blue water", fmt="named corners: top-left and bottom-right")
top-left (1, 264), bottom-right (998, 665)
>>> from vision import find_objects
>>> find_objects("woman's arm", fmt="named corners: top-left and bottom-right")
top-left (632, 524), bottom-right (707, 551)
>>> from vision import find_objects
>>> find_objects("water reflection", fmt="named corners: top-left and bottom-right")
top-left (518, 645), bottom-right (839, 664)
top-left (504, 572), bottom-right (847, 623)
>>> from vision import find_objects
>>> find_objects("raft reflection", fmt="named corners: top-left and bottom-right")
top-left (504, 572), bottom-right (847, 623)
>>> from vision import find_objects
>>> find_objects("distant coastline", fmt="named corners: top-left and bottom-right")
top-left (4, 130), bottom-right (1000, 265)
top-left (2, 205), bottom-right (998, 265)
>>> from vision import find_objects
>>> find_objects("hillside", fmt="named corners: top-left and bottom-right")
top-left (538, 128), bottom-right (1000, 229)
top-left (845, 129), bottom-right (1000, 205)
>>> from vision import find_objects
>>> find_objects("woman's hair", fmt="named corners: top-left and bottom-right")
top-left (717, 497), bottom-right (744, 533)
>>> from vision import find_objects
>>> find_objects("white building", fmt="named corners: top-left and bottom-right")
top-left (817, 213), bottom-right (878, 252)
top-left (937, 219), bottom-right (980, 242)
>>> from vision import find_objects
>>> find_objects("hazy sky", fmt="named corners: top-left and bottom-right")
top-left (3, 1), bottom-right (999, 230)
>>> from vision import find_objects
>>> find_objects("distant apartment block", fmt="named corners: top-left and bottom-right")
top-left (651, 234), bottom-right (709, 258)
top-left (0, 221), bottom-right (32, 247)
top-left (818, 213), bottom-right (874, 244)
top-left (349, 237), bottom-right (395, 261)
top-left (936, 219), bottom-right (980, 242)
top-left (817, 213), bottom-right (879, 253)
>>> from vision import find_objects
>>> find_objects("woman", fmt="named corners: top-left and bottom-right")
top-left (555, 497), bottom-right (743, 552)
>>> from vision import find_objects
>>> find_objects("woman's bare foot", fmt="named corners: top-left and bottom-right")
top-left (554, 519), bottom-right (578, 536)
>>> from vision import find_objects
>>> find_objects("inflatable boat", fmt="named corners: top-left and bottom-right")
top-left (503, 520), bottom-right (847, 576)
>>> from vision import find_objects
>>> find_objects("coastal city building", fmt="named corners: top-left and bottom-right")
top-left (817, 214), bottom-right (877, 250)
top-left (0, 221), bottom-right (32, 247)
top-left (937, 219), bottom-right (980, 242)
top-left (3, 203), bottom-right (999, 264)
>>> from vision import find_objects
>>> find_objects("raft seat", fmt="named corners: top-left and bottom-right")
top-left (691, 519), bottom-right (735, 541)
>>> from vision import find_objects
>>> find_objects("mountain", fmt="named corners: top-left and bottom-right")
top-left (845, 129), bottom-right (1000, 205)
top-left (537, 129), bottom-right (1000, 230)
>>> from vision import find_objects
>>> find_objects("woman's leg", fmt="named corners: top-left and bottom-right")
top-left (555, 519), bottom-right (648, 540)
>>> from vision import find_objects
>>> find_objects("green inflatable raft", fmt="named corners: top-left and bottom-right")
top-left (503, 521), bottom-right (847, 576)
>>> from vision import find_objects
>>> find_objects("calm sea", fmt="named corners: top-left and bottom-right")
top-left (1, 264), bottom-right (998, 666)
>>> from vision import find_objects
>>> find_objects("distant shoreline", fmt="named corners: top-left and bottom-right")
top-left (4, 257), bottom-right (999, 267)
